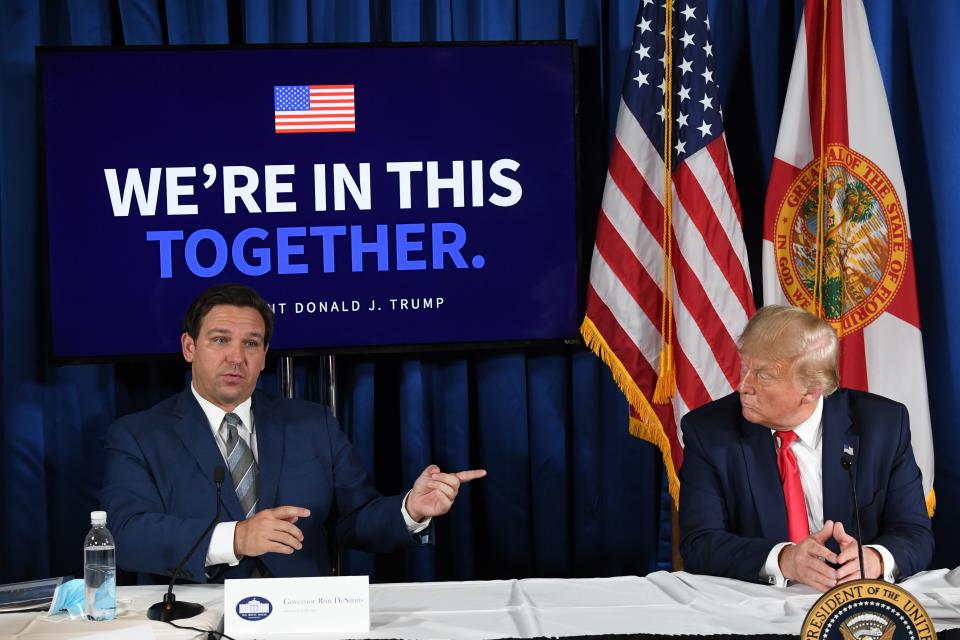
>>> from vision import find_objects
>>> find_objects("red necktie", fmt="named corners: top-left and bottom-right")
top-left (776, 430), bottom-right (810, 543)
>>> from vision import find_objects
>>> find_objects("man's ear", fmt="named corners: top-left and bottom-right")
top-left (181, 332), bottom-right (195, 363)
top-left (800, 386), bottom-right (823, 406)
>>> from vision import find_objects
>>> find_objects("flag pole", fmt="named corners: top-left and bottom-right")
top-left (653, 0), bottom-right (677, 404)
top-left (813, 0), bottom-right (830, 319)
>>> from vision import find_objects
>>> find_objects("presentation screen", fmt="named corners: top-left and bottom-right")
top-left (38, 43), bottom-right (579, 360)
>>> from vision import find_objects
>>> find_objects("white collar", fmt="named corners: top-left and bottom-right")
top-left (774, 395), bottom-right (824, 448)
top-left (190, 383), bottom-right (253, 434)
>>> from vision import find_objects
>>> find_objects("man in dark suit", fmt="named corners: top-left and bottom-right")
top-left (101, 284), bottom-right (485, 583)
top-left (679, 305), bottom-right (932, 591)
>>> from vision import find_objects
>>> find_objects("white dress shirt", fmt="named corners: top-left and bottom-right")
top-left (190, 385), bottom-right (430, 569)
top-left (760, 396), bottom-right (897, 585)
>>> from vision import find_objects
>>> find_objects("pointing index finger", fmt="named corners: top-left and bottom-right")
top-left (452, 469), bottom-right (487, 483)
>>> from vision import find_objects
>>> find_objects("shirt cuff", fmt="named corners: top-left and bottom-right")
top-left (760, 542), bottom-right (792, 586)
top-left (205, 521), bottom-right (240, 567)
top-left (401, 491), bottom-right (432, 534)
top-left (865, 544), bottom-right (898, 582)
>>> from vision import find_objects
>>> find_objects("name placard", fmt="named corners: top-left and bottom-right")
top-left (224, 576), bottom-right (369, 638)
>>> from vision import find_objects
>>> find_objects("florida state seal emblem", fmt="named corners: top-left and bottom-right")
top-left (773, 144), bottom-right (909, 337)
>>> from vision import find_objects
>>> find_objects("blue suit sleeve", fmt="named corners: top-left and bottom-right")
top-left (100, 417), bottom-right (214, 583)
top-left (871, 404), bottom-right (933, 577)
top-left (324, 415), bottom-right (423, 553)
top-left (679, 416), bottom-right (780, 580)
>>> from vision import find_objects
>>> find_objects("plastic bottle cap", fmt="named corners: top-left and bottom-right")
top-left (90, 510), bottom-right (107, 525)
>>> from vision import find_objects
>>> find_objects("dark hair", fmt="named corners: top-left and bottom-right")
top-left (182, 284), bottom-right (275, 345)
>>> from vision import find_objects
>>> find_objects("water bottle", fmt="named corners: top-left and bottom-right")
top-left (83, 510), bottom-right (116, 621)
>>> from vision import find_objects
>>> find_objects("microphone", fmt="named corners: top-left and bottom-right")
top-left (840, 446), bottom-right (866, 581)
top-left (148, 466), bottom-right (225, 622)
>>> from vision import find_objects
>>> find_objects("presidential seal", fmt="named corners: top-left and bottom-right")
top-left (800, 580), bottom-right (935, 640)
top-left (773, 145), bottom-right (909, 337)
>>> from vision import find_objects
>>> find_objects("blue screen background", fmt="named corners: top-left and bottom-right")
top-left (40, 44), bottom-right (578, 358)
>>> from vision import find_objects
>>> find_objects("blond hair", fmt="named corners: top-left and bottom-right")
top-left (739, 305), bottom-right (840, 395)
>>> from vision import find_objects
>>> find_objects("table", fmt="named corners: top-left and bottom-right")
top-left (3, 569), bottom-right (960, 639)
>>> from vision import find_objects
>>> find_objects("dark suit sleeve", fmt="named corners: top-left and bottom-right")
top-left (100, 417), bottom-right (214, 583)
top-left (679, 416), bottom-right (781, 581)
top-left (871, 404), bottom-right (933, 578)
top-left (323, 412), bottom-right (425, 553)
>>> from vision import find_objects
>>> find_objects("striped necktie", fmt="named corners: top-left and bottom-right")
top-left (220, 412), bottom-right (258, 519)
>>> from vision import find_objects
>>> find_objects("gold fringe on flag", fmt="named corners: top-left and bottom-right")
top-left (580, 317), bottom-right (680, 507)
top-left (653, 0), bottom-right (677, 404)
top-left (630, 412), bottom-right (680, 508)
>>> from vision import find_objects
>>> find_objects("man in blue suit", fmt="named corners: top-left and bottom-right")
top-left (679, 305), bottom-right (932, 591)
top-left (101, 284), bottom-right (485, 583)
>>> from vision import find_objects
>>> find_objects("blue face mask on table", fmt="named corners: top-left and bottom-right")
top-left (47, 579), bottom-right (85, 618)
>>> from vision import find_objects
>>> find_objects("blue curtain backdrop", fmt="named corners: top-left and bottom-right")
top-left (1, 0), bottom-right (958, 584)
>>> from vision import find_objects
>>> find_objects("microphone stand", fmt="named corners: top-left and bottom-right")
top-left (840, 452), bottom-right (866, 581)
top-left (148, 466), bottom-right (225, 622)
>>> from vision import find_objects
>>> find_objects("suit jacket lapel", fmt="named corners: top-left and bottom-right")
top-left (740, 418), bottom-right (789, 541)
top-left (252, 390), bottom-right (284, 512)
top-left (172, 387), bottom-right (246, 522)
top-left (821, 391), bottom-right (857, 530)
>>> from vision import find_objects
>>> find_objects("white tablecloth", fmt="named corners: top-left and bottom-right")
top-left (3, 569), bottom-right (960, 639)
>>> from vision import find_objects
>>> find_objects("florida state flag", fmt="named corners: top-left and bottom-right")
top-left (763, 0), bottom-right (934, 512)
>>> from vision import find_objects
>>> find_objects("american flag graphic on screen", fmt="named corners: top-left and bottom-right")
top-left (274, 84), bottom-right (356, 133)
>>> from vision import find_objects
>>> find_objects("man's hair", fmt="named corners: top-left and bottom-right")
top-left (739, 304), bottom-right (839, 395)
top-left (182, 284), bottom-right (275, 345)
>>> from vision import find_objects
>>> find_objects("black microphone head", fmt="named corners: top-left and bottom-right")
top-left (214, 466), bottom-right (226, 486)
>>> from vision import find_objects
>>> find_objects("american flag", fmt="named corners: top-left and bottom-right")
top-left (581, 0), bottom-right (753, 505)
top-left (274, 84), bottom-right (356, 134)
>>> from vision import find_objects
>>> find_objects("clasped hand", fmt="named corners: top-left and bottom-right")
top-left (778, 520), bottom-right (883, 591)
